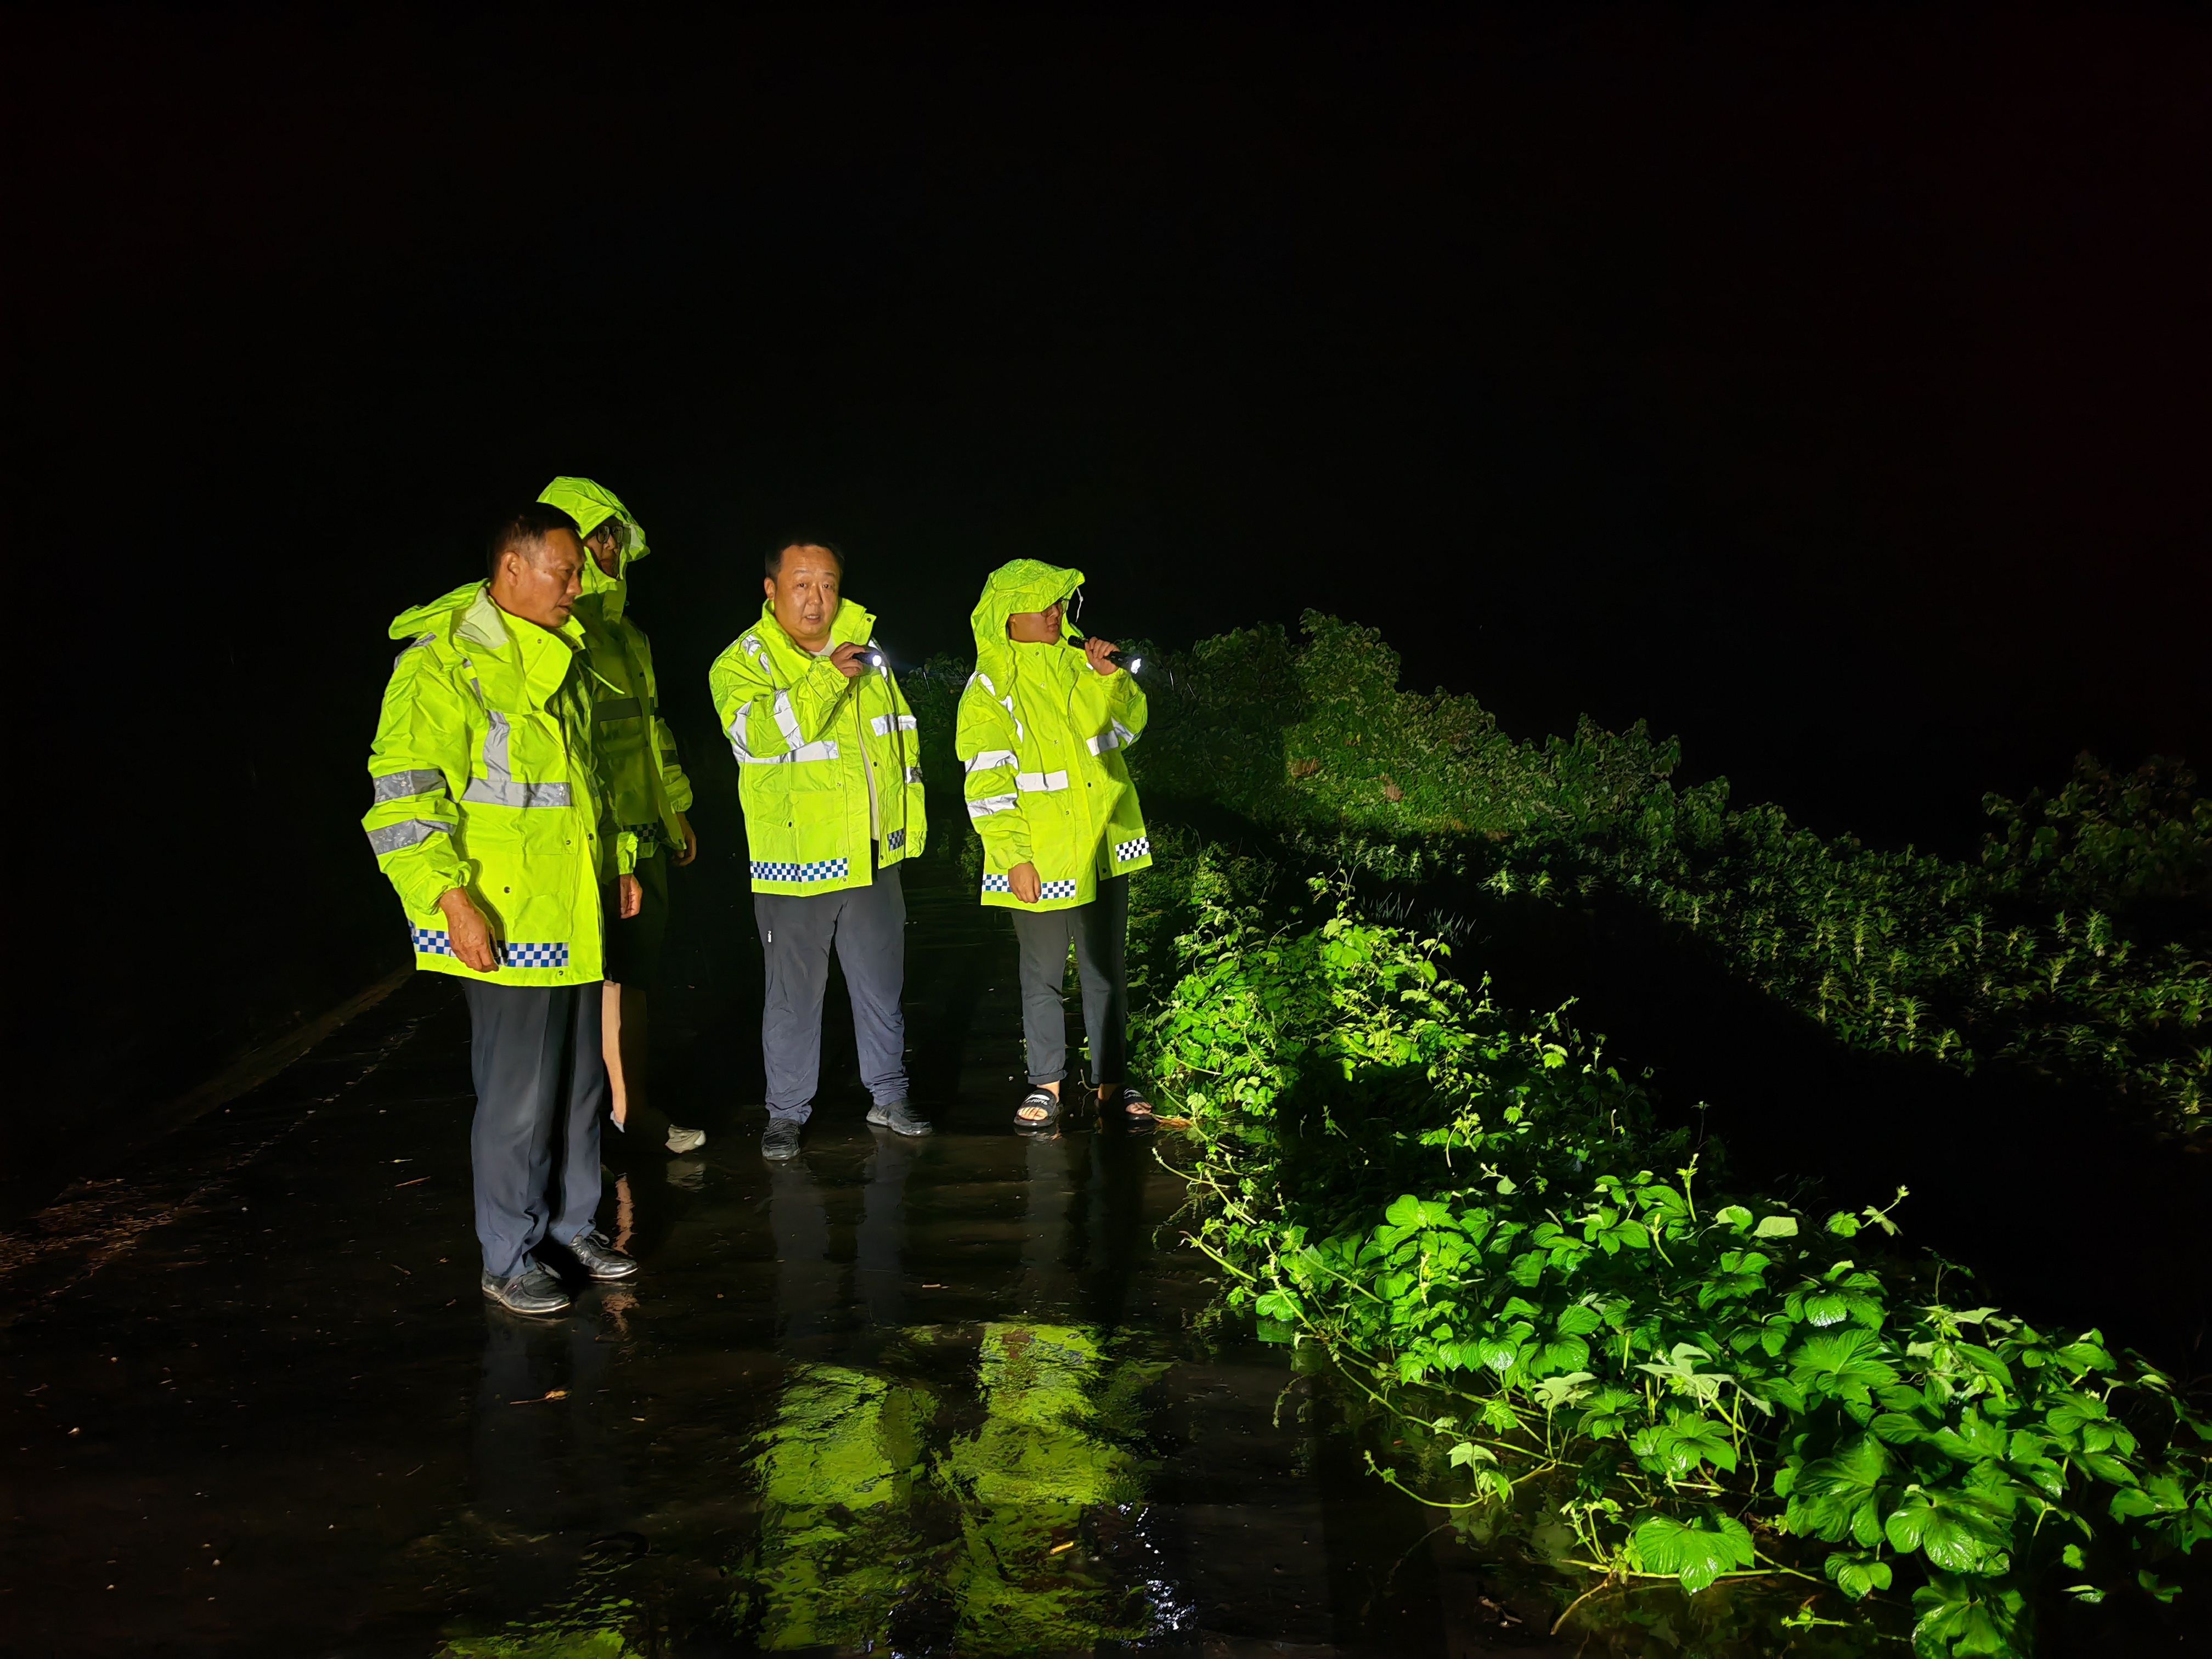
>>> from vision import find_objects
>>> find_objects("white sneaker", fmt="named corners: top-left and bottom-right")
top-left (665, 1124), bottom-right (706, 1155)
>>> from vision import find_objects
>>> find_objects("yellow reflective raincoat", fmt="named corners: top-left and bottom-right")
top-left (708, 599), bottom-right (927, 896)
top-left (535, 477), bottom-right (693, 855)
top-left (956, 560), bottom-right (1151, 911)
top-left (363, 583), bottom-right (633, 985)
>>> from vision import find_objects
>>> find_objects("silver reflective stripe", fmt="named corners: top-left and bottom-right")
top-left (462, 779), bottom-right (573, 808)
top-left (1086, 719), bottom-right (1138, 755)
top-left (970, 672), bottom-right (996, 694)
top-left (870, 713), bottom-right (918, 737)
top-left (595, 696), bottom-right (642, 721)
top-left (1015, 770), bottom-right (1070, 792)
top-left (483, 709), bottom-right (512, 789)
top-left (906, 766), bottom-right (924, 783)
top-left (967, 794), bottom-right (1018, 819)
top-left (371, 768), bottom-right (445, 803)
top-left (771, 688), bottom-right (804, 750)
top-left (366, 819), bottom-right (448, 855)
top-left (391, 631), bottom-right (435, 668)
top-left (732, 736), bottom-right (841, 766)
top-left (728, 707), bottom-right (753, 761)
top-left (964, 749), bottom-right (1019, 773)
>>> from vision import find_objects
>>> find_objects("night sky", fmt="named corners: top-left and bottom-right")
top-left (14, 7), bottom-right (2209, 1147)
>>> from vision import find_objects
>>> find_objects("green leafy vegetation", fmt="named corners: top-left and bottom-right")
top-left (1130, 845), bottom-right (2211, 1654)
top-left (1129, 616), bottom-right (2211, 1136)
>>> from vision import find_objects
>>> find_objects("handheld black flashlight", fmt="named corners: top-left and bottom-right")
top-left (1070, 635), bottom-right (1142, 674)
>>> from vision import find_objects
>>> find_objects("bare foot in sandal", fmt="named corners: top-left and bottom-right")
top-left (1098, 1083), bottom-right (1154, 1121)
top-left (1015, 1081), bottom-right (1062, 1132)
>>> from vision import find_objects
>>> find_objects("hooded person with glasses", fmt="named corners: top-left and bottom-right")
top-left (956, 560), bottom-right (1155, 1132)
top-left (537, 477), bottom-right (707, 1159)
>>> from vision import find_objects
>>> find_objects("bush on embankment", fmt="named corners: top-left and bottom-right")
top-left (1133, 842), bottom-right (2212, 1655)
top-left (1126, 614), bottom-right (2211, 1137)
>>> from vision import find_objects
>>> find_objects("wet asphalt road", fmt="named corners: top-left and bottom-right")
top-left (0, 856), bottom-right (1543, 1658)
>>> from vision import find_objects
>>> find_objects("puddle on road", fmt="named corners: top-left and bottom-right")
top-left (2, 860), bottom-right (1545, 1657)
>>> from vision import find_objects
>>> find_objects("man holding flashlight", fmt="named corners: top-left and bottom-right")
top-left (709, 539), bottom-right (932, 1159)
top-left (956, 559), bottom-right (1155, 1133)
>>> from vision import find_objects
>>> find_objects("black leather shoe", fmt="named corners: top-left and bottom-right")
top-left (482, 1265), bottom-right (570, 1315)
top-left (866, 1099), bottom-right (933, 1136)
top-left (565, 1228), bottom-right (639, 1280)
top-left (761, 1119), bottom-right (804, 1160)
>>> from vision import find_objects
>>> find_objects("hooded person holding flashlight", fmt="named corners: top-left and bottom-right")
top-left (956, 559), bottom-right (1155, 1132)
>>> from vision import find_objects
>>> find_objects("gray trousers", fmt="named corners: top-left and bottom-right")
top-left (461, 980), bottom-right (606, 1279)
top-left (1008, 873), bottom-right (1129, 1088)
top-left (754, 861), bottom-right (907, 1123)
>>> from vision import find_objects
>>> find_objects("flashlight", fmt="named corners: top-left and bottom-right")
top-left (1072, 635), bottom-right (1142, 674)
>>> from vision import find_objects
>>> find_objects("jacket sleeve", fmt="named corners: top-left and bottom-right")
top-left (363, 644), bottom-right (471, 915)
top-left (780, 651), bottom-right (857, 746)
top-left (709, 637), bottom-right (849, 761)
top-left (631, 625), bottom-right (693, 814)
top-left (656, 715), bottom-right (693, 812)
top-left (1105, 665), bottom-right (1147, 746)
top-left (957, 675), bottom-right (1031, 868)
top-left (708, 641), bottom-right (775, 763)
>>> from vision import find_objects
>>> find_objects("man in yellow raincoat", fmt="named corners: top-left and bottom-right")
top-left (363, 503), bottom-right (643, 1315)
top-left (709, 540), bottom-right (931, 1160)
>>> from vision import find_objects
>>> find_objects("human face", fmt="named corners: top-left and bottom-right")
top-left (585, 522), bottom-right (624, 577)
top-left (1006, 596), bottom-right (1064, 644)
top-left (490, 528), bottom-right (585, 629)
top-left (765, 545), bottom-right (844, 650)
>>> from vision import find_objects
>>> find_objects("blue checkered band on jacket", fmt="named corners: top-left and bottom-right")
top-left (981, 874), bottom-right (1079, 900)
top-left (883, 827), bottom-right (906, 851)
top-left (751, 857), bottom-right (851, 884)
top-left (411, 928), bottom-right (568, 969)
top-left (1114, 836), bottom-right (1151, 864)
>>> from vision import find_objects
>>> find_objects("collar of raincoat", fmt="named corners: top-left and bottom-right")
top-left (969, 557), bottom-right (1084, 693)
top-left (758, 593), bottom-right (876, 673)
top-left (386, 582), bottom-right (585, 695)
top-left (537, 475), bottom-right (651, 625)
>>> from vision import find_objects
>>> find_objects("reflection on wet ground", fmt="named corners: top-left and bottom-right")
top-left (1, 860), bottom-right (1546, 1656)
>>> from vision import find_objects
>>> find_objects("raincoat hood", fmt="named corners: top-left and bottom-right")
top-left (969, 558), bottom-right (1084, 691)
top-left (539, 476), bottom-right (650, 623)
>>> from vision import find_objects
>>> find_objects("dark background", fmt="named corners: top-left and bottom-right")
top-left (10, 5), bottom-right (2208, 1206)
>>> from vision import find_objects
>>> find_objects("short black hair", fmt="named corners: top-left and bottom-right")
top-left (487, 501), bottom-right (582, 580)
top-left (765, 538), bottom-right (845, 580)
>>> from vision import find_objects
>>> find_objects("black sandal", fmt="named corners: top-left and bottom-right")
top-left (1104, 1084), bottom-right (1155, 1125)
top-left (1014, 1087), bottom-right (1061, 1133)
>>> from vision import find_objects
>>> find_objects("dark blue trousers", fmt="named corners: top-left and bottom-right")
top-left (462, 980), bottom-right (606, 1279)
top-left (753, 862), bottom-right (909, 1123)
